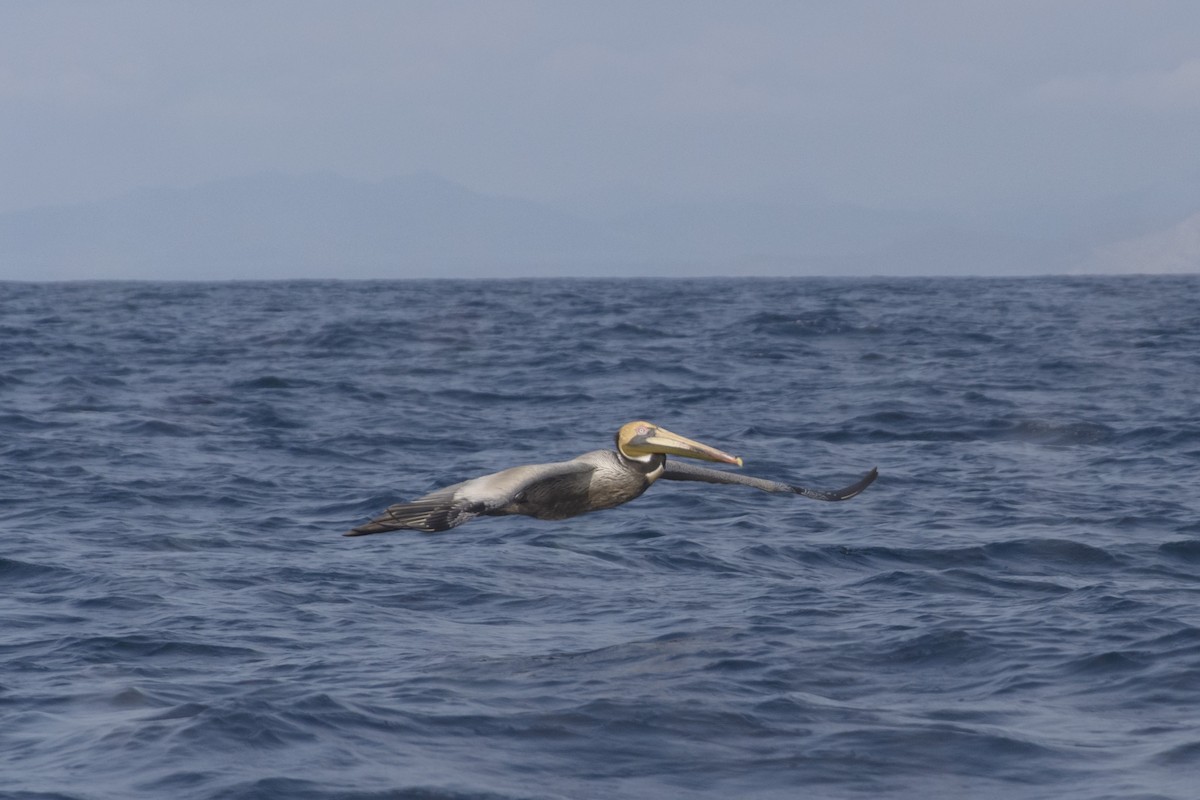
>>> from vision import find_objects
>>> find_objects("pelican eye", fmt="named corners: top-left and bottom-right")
top-left (636, 425), bottom-right (651, 436)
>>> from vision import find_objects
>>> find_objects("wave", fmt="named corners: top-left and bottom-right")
top-left (3, 276), bottom-right (1199, 800)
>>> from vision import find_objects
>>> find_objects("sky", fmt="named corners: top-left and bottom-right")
top-left (2, 1), bottom-right (1200, 275)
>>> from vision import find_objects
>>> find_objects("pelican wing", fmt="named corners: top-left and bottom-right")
top-left (660, 461), bottom-right (878, 501)
top-left (345, 459), bottom-right (597, 535)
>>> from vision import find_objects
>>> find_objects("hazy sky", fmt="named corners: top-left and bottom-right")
top-left (3, 1), bottom-right (1200, 218)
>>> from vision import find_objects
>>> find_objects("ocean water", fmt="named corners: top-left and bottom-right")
top-left (2, 275), bottom-right (1199, 800)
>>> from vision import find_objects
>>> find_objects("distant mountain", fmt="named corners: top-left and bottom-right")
top-left (1090, 210), bottom-right (1200, 274)
top-left (0, 172), bottom-right (613, 280)
top-left (0, 171), bottom-right (1194, 279)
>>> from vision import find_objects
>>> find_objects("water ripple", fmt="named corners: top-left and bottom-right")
top-left (1, 276), bottom-right (1199, 800)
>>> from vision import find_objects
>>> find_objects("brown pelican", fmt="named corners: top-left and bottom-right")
top-left (345, 421), bottom-right (877, 535)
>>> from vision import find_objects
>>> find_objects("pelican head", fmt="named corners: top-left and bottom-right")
top-left (616, 421), bottom-right (743, 466)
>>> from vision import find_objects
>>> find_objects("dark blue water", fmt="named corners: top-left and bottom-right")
top-left (2, 276), bottom-right (1199, 799)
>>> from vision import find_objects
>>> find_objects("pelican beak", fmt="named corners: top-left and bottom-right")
top-left (620, 422), bottom-right (743, 466)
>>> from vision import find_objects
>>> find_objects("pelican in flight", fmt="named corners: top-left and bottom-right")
top-left (346, 421), bottom-right (876, 535)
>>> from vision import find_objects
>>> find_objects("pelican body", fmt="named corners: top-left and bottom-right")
top-left (345, 421), bottom-right (876, 535)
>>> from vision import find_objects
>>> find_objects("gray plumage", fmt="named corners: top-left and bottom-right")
top-left (345, 445), bottom-right (877, 535)
top-left (346, 450), bottom-right (664, 535)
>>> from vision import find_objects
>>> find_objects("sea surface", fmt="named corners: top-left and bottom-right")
top-left (2, 275), bottom-right (1199, 800)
